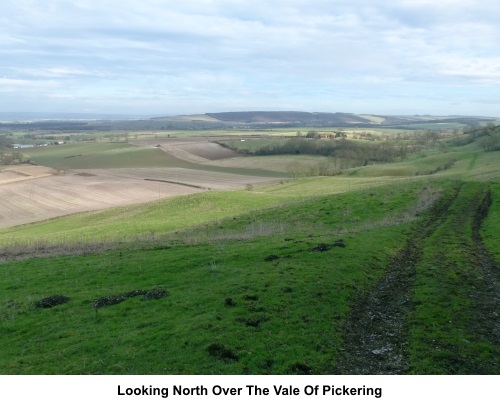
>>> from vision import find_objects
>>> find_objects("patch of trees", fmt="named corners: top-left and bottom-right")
top-left (303, 130), bottom-right (347, 139)
top-left (0, 149), bottom-right (30, 165)
top-left (219, 138), bottom-right (416, 166)
top-left (0, 134), bottom-right (13, 148)
top-left (454, 123), bottom-right (500, 151)
top-left (480, 135), bottom-right (500, 151)
top-left (476, 124), bottom-right (500, 152)
top-left (0, 135), bottom-right (33, 165)
top-left (334, 140), bottom-right (412, 165)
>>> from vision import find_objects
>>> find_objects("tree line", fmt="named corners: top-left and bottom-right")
top-left (472, 123), bottom-right (500, 152)
top-left (219, 137), bottom-right (418, 166)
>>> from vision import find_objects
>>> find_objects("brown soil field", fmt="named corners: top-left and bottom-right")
top-left (132, 136), bottom-right (243, 164)
top-left (0, 166), bottom-right (279, 228)
top-left (0, 138), bottom-right (282, 228)
top-left (0, 165), bottom-right (55, 184)
top-left (159, 142), bottom-right (242, 163)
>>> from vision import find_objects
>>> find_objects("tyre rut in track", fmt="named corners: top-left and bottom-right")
top-left (470, 189), bottom-right (500, 355)
top-left (333, 186), bottom-right (462, 374)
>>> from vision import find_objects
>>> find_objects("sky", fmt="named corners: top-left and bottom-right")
top-left (1, 0), bottom-right (499, 117)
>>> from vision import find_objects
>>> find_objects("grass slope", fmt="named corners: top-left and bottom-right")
top-left (0, 174), bottom-right (422, 248)
top-left (0, 191), bottom-right (288, 246)
top-left (0, 137), bottom-right (499, 375)
top-left (1, 182), bottom-right (430, 374)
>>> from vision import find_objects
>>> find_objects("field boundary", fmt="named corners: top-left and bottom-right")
top-left (144, 178), bottom-right (208, 189)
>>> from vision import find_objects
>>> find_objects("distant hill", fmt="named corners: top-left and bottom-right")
top-left (179, 111), bottom-right (498, 128)
top-left (1, 111), bottom-right (497, 131)
top-left (205, 111), bottom-right (372, 125)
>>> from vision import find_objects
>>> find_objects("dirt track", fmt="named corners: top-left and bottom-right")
top-left (334, 183), bottom-right (500, 374)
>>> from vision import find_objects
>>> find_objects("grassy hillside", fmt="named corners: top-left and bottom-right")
top-left (0, 181), bottom-right (434, 374)
top-left (0, 172), bottom-right (430, 250)
top-left (0, 133), bottom-right (499, 375)
top-left (0, 191), bottom-right (289, 247)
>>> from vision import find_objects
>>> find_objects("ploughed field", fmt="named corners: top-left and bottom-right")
top-left (0, 139), bottom-right (284, 228)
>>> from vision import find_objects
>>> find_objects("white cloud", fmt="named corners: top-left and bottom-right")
top-left (16, 67), bottom-right (92, 78)
top-left (433, 56), bottom-right (500, 84)
top-left (0, 0), bottom-right (499, 115)
top-left (0, 77), bottom-right (60, 91)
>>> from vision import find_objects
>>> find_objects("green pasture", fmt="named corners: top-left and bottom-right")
top-left (404, 123), bottom-right (467, 130)
top-left (346, 140), bottom-right (500, 179)
top-left (0, 228), bottom-right (406, 374)
top-left (0, 181), bottom-right (429, 374)
top-left (0, 125), bottom-right (499, 375)
top-left (217, 138), bottom-right (289, 153)
top-left (1, 176), bottom-right (498, 374)
top-left (24, 143), bottom-right (182, 170)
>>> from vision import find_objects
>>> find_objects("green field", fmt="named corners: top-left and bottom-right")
top-left (1, 126), bottom-right (499, 374)
top-left (25, 142), bottom-right (180, 170)
top-left (21, 141), bottom-right (285, 178)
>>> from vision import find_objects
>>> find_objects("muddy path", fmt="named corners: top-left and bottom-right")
top-left (332, 238), bottom-right (420, 374)
top-left (333, 185), bottom-right (462, 374)
top-left (335, 182), bottom-right (500, 374)
top-left (470, 189), bottom-right (500, 354)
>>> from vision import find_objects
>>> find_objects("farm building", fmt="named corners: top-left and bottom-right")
top-left (12, 144), bottom-right (34, 148)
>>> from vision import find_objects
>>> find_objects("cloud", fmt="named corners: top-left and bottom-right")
top-left (0, 77), bottom-right (59, 91)
top-left (0, 0), bottom-right (499, 115)
top-left (15, 67), bottom-right (93, 78)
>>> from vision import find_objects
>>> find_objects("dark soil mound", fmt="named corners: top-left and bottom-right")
top-left (93, 288), bottom-right (167, 309)
top-left (206, 343), bottom-right (239, 362)
top-left (35, 295), bottom-right (70, 308)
